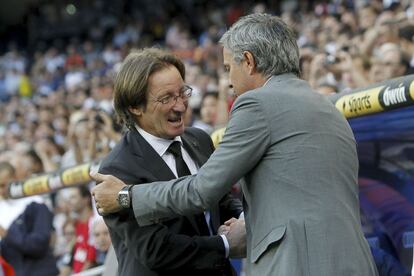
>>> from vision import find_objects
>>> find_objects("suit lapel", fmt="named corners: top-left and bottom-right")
top-left (181, 133), bottom-right (209, 166)
top-left (128, 128), bottom-right (176, 181)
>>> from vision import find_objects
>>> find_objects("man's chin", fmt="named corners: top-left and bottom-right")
top-left (164, 127), bottom-right (185, 139)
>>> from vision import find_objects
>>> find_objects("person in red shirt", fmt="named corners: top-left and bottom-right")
top-left (67, 186), bottom-right (96, 273)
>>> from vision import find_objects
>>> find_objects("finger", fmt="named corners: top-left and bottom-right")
top-left (90, 185), bottom-right (102, 197)
top-left (218, 225), bottom-right (229, 231)
top-left (90, 172), bottom-right (106, 182)
top-left (225, 217), bottom-right (237, 225)
top-left (218, 228), bottom-right (229, 235)
top-left (224, 217), bottom-right (237, 226)
top-left (219, 229), bottom-right (229, 235)
top-left (90, 186), bottom-right (96, 196)
top-left (97, 207), bottom-right (105, 216)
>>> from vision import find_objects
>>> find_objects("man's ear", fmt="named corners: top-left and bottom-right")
top-left (243, 51), bottom-right (257, 75)
top-left (128, 106), bottom-right (143, 116)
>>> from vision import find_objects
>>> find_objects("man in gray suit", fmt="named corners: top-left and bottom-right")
top-left (92, 14), bottom-right (378, 275)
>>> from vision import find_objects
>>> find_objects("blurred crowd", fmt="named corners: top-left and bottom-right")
top-left (1, 0), bottom-right (414, 274)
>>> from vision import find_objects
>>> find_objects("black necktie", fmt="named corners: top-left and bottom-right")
top-left (167, 141), bottom-right (191, 177)
top-left (167, 141), bottom-right (210, 236)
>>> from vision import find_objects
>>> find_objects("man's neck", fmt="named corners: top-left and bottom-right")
top-left (135, 125), bottom-right (182, 156)
top-left (252, 74), bottom-right (272, 89)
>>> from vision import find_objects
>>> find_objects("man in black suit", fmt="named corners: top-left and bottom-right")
top-left (96, 48), bottom-right (244, 275)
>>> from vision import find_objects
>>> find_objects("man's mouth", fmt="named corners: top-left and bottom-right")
top-left (168, 116), bottom-right (182, 124)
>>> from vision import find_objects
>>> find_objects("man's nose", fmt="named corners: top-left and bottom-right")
top-left (172, 97), bottom-right (187, 112)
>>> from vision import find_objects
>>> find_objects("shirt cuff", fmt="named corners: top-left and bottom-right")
top-left (239, 212), bottom-right (244, 219)
top-left (220, 234), bottom-right (230, 258)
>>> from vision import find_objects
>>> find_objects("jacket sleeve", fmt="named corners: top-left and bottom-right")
top-left (189, 127), bottom-right (244, 223)
top-left (3, 202), bottom-right (53, 257)
top-left (133, 95), bottom-right (270, 225)
top-left (100, 163), bottom-right (229, 272)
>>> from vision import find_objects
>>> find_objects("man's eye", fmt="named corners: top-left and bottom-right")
top-left (160, 95), bottom-right (172, 103)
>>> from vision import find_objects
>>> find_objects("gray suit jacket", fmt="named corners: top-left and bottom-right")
top-left (131, 74), bottom-right (378, 275)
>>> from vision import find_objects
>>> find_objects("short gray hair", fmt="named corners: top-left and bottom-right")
top-left (219, 13), bottom-right (300, 77)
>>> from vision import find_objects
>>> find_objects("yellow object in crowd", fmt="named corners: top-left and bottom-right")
top-left (19, 75), bottom-right (32, 97)
top-left (210, 127), bottom-right (226, 149)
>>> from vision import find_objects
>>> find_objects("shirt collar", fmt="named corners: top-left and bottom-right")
top-left (263, 76), bottom-right (273, 87)
top-left (135, 125), bottom-right (181, 157)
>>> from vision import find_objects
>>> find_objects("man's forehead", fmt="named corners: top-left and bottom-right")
top-left (147, 66), bottom-right (184, 93)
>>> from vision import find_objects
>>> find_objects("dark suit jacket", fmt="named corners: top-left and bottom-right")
top-left (99, 127), bottom-right (242, 276)
top-left (0, 202), bottom-right (58, 276)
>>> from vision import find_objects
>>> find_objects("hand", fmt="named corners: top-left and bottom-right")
top-left (218, 225), bottom-right (229, 235)
top-left (218, 217), bottom-right (238, 235)
top-left (225, 218), bottom-right (246, 258)
top-left (224, 217), bottom-right (238, 226)
top-left (90, 172), bottom-right (126, 215)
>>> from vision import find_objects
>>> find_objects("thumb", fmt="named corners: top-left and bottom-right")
top-left (90, 171), bottom-right (106, 182)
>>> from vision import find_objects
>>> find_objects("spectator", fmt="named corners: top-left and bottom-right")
top-left (91, 217), bottom-right (111, 266)
top-left (0, 201), bottom-right (58, 276)
top-left (62, 186), bottom-right (96, 274)
top-left (370, 43), bottom-right (408, 83)
top-left (0, 161), bottom-right (43, 234)
top-left (398, 24), bottom-right (414, 73)
top-left (192, 92), bottom-right (219, 134)
top-left (0, 162), bottom-right (18, 232)
top-left (61, 110), bottom-right (114, 168)
top-left (57, 219), bottom-right (76, 276)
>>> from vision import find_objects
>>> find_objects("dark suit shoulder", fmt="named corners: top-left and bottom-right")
top-left (100, 135), bottom-right (130, 166)
top-left (184, 127), bottom-right (209, 139)
top-left (99, 131), bottom-right (148, 183)
top-left (184, 127), bottom-right (214, 152)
